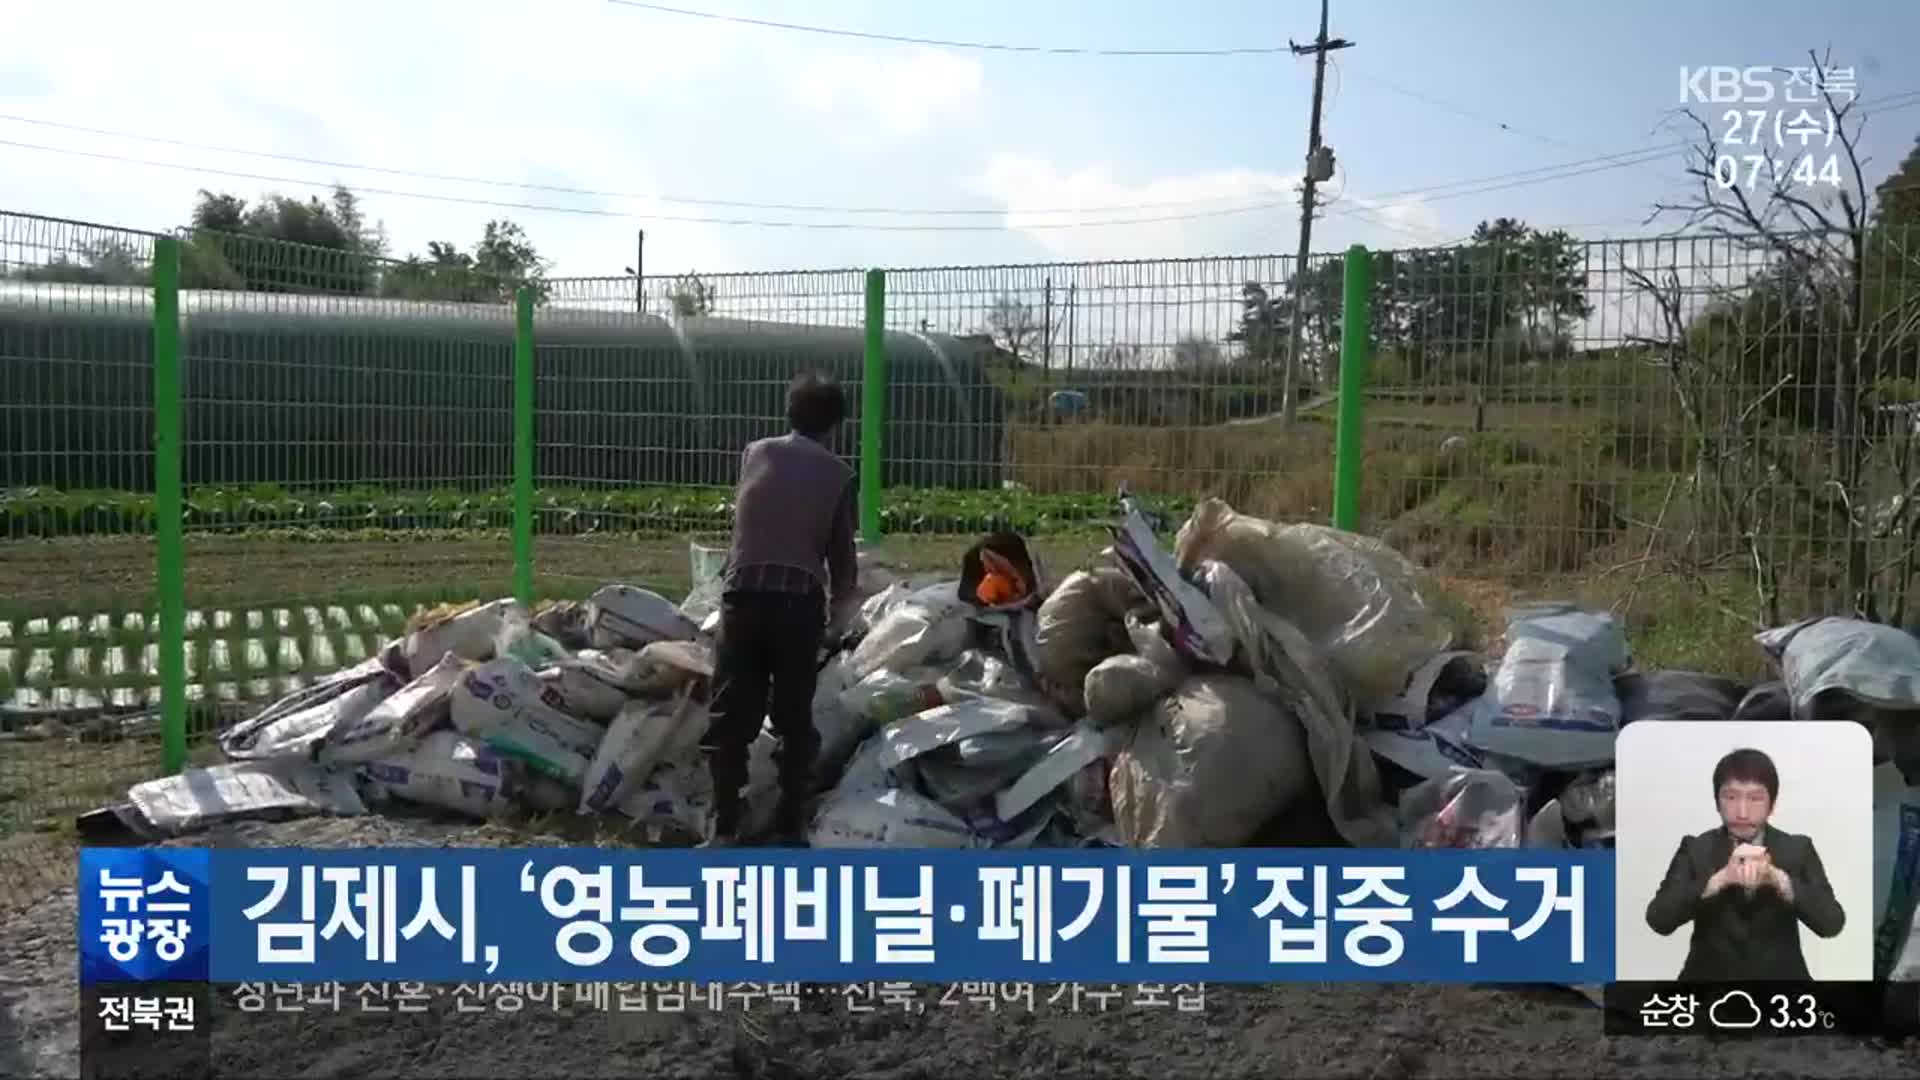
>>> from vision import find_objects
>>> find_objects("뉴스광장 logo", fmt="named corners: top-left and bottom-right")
top-left (79, 847), bottom-right (212, 985)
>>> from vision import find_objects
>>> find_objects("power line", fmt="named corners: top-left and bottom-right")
top-left (0, 135), bottom-right (1687, 233)
top-left (0, 137), bottom-right (1298, 231)
top-left (1338, 64), bottom-right (1578, 149)
top-left (604, 0), bottom-right (1293, 57)
top-left (0, 114), bottom-right (1677, 222)
top-left (9, 88), bottom-right (1912, 235)
top-left (0, 112), bottom-right (1274, 217)
top-left (17, 86), bottom-right (1905, 225)
top-left (607, 0), bottom-right (1617, 154)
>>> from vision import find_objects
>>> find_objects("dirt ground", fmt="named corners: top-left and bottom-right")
top-left (3, 814), bottom-right (1917, 1080)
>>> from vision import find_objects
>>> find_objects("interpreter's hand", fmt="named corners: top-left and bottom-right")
top-left (1703, 864), bottom-right (1732, 898)
top-left (1730, 844), bottom-right (1771, 890)
top-left (1763, 864), bottom-right (1794, 901)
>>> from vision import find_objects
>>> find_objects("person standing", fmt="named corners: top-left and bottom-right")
top-left (699, 370), bottom-right (859, 847)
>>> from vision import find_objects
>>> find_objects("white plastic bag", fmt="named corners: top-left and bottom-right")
top-left (638, 639), bottom-right (715, 681)
top-left (403, 599), bottom-right (526, 676)
top-left (622, 724), bottom-right (780, 840)
top-left (679, 542), bottom-right (729, 625)
top-left (911, 727), bottom-right (1063, 813)
top-left (316, 654), bottom-right (467, 767)
top-left (615, 758), bottom-right (709, 839)
top-left (1173, 497), bottom-right (1454, 707)
top-left (579, 689), bottom-right (698, 814)
top-left (127, 759), bottom-right (366, 836)
top-left (1398, 768), bottom-right (1524, 849)
top-left (839, 665), bottom-right (950, 725)
top-left (493, 604), bottom-right (570, 669)
top-left (856, 582), bottom-right (911, 631)
top-left (588, 584), bottom-right (700, 649)
top-left (846, 581), bottom-right (971, 680)
top-left (451, 657), bottom-right (606, 785)
top-left (1470, 604), bottom-right (1628, 769)
top-left (809, 787), bottom-right (977, 848)
top-left (994, 722), bottom-right (1119, 823)
top-left (811, 656), bottom-right (868, 783)
top-left (1758, 617), bottom-right (1920, 720)
top-left (1108, 674), bottom-right (1313, 849)
top-left (874, 698), bottom-right (1046, 772)
top-left (360, 730), bottom-right (521, 821)
top-left (219, 657), bottom-right (400, 762)
top-left (540, 655), bottom-right (631, 723)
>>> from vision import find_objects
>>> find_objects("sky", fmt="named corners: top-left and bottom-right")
top-left (0, 0), bottom-right (1915, 304)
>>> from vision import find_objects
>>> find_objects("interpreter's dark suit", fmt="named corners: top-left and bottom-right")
top-left (1644, 826), bottom-right (1846, 982)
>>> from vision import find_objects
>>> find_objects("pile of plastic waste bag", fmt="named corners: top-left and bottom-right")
top-left (78, 491), bottom-right (1920, 980)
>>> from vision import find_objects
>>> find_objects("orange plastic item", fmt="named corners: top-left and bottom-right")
top-left (976, 571), bottom-right (1020, 606)
top-left (975, 549), bottom-right (1030, 605)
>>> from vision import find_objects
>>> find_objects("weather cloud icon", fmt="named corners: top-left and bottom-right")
top-left (1709, 990), bottom-right (1763, 1029)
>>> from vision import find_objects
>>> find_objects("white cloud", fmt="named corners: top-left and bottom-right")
top-left (972, 153), bottom-right (1298, 262)
top-left (972, 152), bottom-right (1474, 264)
top-left (788, 48), bottom-right (984, 138)
top-left (0, 0), bottom-right (754, 276)
top-left (1335, 195), bottom-right (1454, 244)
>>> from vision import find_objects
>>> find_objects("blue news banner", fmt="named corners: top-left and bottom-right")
top-left (80, 848), bottom-right (1614, 986)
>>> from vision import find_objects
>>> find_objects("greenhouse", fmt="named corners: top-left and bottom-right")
top-left (0, 283), bottom-right (1008, 492)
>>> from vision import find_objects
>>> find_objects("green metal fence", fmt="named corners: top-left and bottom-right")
top-left (3, 207), bottom-right (1916, 915)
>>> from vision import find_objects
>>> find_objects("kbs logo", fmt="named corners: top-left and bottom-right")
top-left (1679, 66), bottom-right (1777, 104)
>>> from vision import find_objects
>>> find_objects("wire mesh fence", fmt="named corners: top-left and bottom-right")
top-left (530, 270), bottom-right (872, 602)
top-left (174, 230), bottom-right (524, 737)
top-left (0, 212), bottom-right (164, 915)
top-left (3, 200), bottom-right (1917, 914)
top-left (1353, 227), bottom-right (1920, 674)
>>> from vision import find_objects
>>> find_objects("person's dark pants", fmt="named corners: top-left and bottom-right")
top-left (701, 590), bottom-right (825, 836)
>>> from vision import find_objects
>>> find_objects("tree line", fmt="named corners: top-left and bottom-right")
top-left (977, 217), bottom-right (1595, 392)
top-left (12, 186), bottom-right (556, 304)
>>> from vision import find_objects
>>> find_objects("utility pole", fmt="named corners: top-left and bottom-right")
top-left (1282, 0), bottom-right (1353, 427)
top-left (1064, 282), bottom-right (1077, 374)
top-left (1043, 278), bottom-right (1054, 374)
top-left (625, 229), bottom-right (646, 313)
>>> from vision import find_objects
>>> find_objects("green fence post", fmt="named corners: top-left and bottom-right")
top-left (152, 236), bottom-right (187, 775)
top-left (860, 269), bottom-right (887, 543)
top-left (1331, 244), bottom-right (1373, 532)
top-left (513, 287), bottom-right (535, 605)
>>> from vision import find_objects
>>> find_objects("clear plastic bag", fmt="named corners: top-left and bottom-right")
top-left (1173, 497), bottom-right (1453, 709)
top-left (493, 605), bottom-right (570, 670)
top-left (839, 665), bottom-right (950, 725)
top-left (939, 649), bottom-right (1051, 708)
top-left (1398, 768), bottom-right (1523, 849)
top-left (679, 542), bottom-right (729, 625)
top-left (403, 598), bottom-right (526, 677)
top-left (1470, 603), bottom-right (1628, 769)
top-left (845, 581), bottom-right (971, 680)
